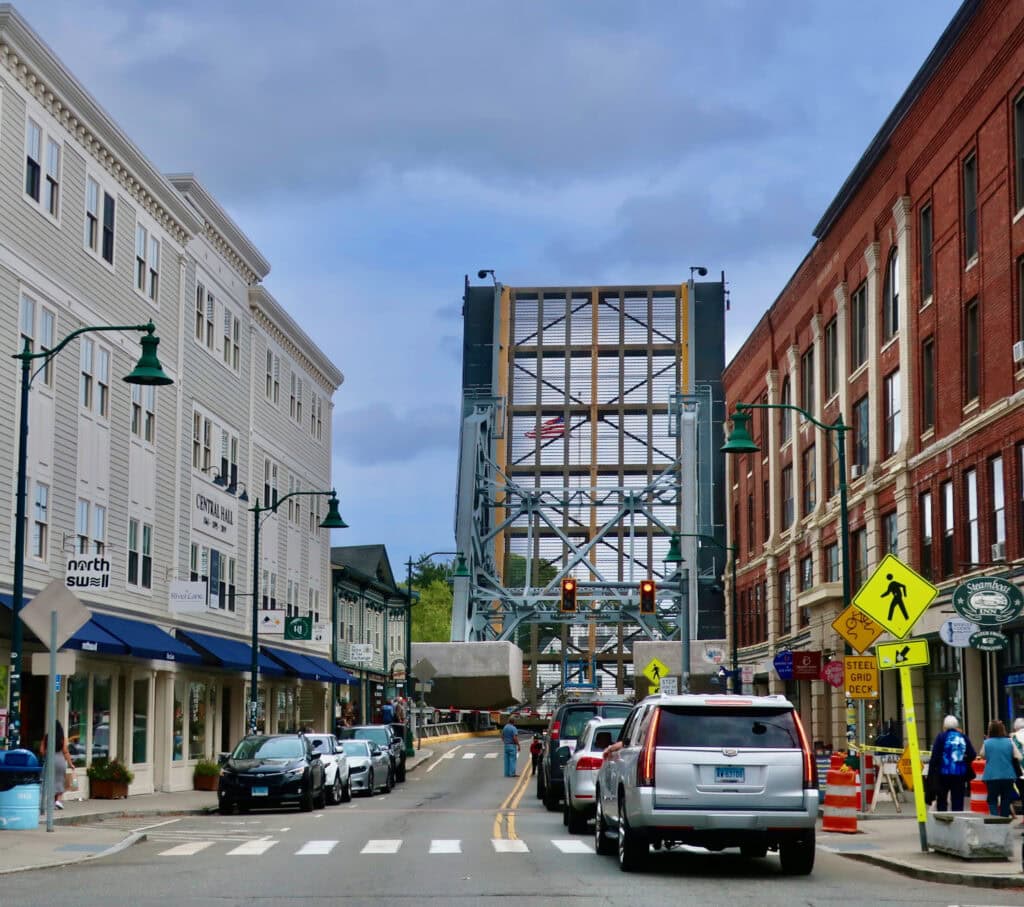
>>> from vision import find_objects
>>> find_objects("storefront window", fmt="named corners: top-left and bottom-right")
top-left (132, 677), bottom-right (149, 764)
top-left (66, 675), bottom-right (88, 767)
top-left (189, 681), bottom-right (207, 760)
top-left (276, 688), bottom-right (295, 733)
top-left (925, 641), bottom-right (961, 741)
top-left (93, 674), bottom-right (111, 762)
top-left (173, 680), bottom-right (185, 761)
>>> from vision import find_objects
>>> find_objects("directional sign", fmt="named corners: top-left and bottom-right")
top-left (844, 655), bottom-right (878, 699)
top-left (876, 638), bottom-right (929, 671)
top-left (852, 554), bottom-right (938, 639)
top-left (642, 657), bottom-right (669, 684)
top-left (659, 676), bottom-right (679, 696)
top-left (831, 604), bottom-right (884, 654)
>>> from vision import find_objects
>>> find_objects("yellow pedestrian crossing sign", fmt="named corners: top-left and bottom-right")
top-left (642, 657), bottom-right (669, 685)
top-left (852, 554), bottom-right (938, 639)
top-left (876, 638), bottom-right (930, 670)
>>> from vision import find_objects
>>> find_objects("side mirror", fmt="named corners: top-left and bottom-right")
top-left (370, 744), bottom-right (381, 756)
top-left (217, 752), bottom-right (229, 766)
top-left (310, 739), bottom-right (323, 750)
top-left (556, 746), bottom-right (572, 766)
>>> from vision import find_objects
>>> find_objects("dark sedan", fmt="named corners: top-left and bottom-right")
top-left (217, 734), bottom-right (327, 814)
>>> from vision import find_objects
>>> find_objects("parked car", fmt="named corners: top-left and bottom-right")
top-left (560, 717), bottom-right (624, 834)
top-left (302, 733), bottom-right (351, 804)
top-left (217, 734), bottom-right (327, 814)
top-left (537, 700), bottom-right (632, 811)
top-left (338, 725), bottom-right (406, 782)
top-left (593, 693), bottom-right (818, 874)
top-left (339, 739), bottom-right (392, 795)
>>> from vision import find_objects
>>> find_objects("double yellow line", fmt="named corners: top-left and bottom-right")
top-left (493, 765), bottom-right (532, 839)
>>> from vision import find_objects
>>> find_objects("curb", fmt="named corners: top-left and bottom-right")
top-left (0, 832), bottom-right (148, 876)
top-left (836, 850), bottom-right (1024, 890)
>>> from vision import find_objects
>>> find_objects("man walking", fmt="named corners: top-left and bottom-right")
top-left (502, 718), bottom-right (520, 777)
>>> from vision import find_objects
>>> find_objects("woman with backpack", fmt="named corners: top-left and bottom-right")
top-left (926, 715), bottom-right (976, 812)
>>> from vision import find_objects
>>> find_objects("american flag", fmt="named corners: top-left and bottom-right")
top-left (525, 415), bottom-right (565, 439)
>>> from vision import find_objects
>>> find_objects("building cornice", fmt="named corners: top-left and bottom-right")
top-left (0, 6), bottom-right (201, 246)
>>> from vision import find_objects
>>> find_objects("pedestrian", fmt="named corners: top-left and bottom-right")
top-left (529, 734), bottom-right (543, 776)
top-left (39, 719), bottom-right (73, 810)
top-left (979, 719), bottom-right (1022, 818)
top-left (342, 702), bottom-right (356, 728)
top-left (381, 699), bottom-right (395, 724)
top-left (926, 715), bottom-right (975, 812)
top-left (501, 717), bottom-right (520, 777)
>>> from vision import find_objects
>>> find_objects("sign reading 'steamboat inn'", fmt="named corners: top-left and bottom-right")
top-left (191, 490), bottom-right (238, 545)
top-left (65, 554), bottom-right (111, 590)
top-left (952, 576), bottom-right (1024, 626)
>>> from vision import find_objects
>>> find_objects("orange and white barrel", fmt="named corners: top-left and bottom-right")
top-left (863, 753), bottom-right (876, 806)
top-left (821, 769), bottom-right (858, 833)
top-left (969, 758), bottom-right (988, 814)
top-left (830, 752), bottom-right (846, 772)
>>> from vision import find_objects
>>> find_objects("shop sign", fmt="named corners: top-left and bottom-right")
top-left (821, 660), bottom-right (845, 688)
top-left (969, 629), bottom-right (1009, 652)
top-left (791, 651), bottom-right (822, 680)
top-left (939, 618), bottom-right (978, 648)
top-left (65, 553), bottom-right (110, 590)
top-left (952, 577), bottom-right (1024, 627)
top-left (169, 581), bottom-right (208, 613)
top-left (191, 489), bottom-right (238, 546)
top-left (351, 643), bottom-right (374, 662)
top-left (772, 651), bottom-right (793, 680)
top-left (258, 610), bottom-right (284, 635)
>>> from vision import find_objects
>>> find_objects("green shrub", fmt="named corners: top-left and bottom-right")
top-left (86, 758), bottom-right (135, 783)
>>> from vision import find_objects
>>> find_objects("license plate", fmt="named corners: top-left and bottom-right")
top-left (715, 766), bottom-right (744, 784)
top-left (251, 786), bottom-right (269, 796)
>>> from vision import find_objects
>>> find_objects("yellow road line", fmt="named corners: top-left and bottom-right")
top-left (493, 767), bottom-right (532, 839)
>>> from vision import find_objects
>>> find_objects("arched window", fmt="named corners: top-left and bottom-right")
top-left (779, 378), bottom-right (791, 443)
top-left (883, 248), bottom-right (899, 340)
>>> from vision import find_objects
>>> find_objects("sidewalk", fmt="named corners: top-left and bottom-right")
top-left (0, 747), bottom-right (435, 875)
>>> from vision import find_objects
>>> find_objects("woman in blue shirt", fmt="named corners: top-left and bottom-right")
top-left (979, 719), bottom-right (1022, 817)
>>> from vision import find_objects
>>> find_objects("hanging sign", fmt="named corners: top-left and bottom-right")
top-left (952, 577), bottom-right (1024, 626)
top-left (969, 629), bottom-right (1009, 652)
top-left (938, 618), bottom-right (978, 648)
top-left (772, 651), bottom-right (793, 680)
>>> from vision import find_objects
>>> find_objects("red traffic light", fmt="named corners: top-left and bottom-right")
top-left (560, 577), bottom-right (578, 612)
top-left (639, 579), bottom-right (656, 614)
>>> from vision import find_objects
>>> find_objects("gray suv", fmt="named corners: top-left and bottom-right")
top-left (593, 693), bottom-right (818, 874)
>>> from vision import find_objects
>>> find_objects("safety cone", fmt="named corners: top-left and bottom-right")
top-left (968, 758), bottom-right (988, 814)
top-left (822, 769), bottom-right (858, 833)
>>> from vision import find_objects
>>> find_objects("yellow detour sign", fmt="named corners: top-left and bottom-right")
top-left (832, 604), bottom-right (884, 654)
top-left (844, 655), bottom-right (879, 699)
top-left (876, 638), bottom-right (930, 671)
top-left (897, 746), bottom-right (915, 791)
top-left (852, 553), bottom-right (938, 639)
top-left (642, 657), bottom-right (670, 685)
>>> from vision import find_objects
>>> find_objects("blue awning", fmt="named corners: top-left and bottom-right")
top-left (262, 646), bottom-right (338, 682)
top-left (176, 629), bottom-right (284, 676)
top-left (0, 594), bottom-right (128, 655)
top-left (304, 654), bottom-right (357, 685)
top-left (91, 613), bottom-right (202, 664)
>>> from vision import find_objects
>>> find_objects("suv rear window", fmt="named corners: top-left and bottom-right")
top-left (561, 705), bottom-right (630, 739)
top-left (655, 706), bottom-right (800, 749)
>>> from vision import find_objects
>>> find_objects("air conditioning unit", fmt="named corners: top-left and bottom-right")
top-left (1014, 340), bottom-right (1024, 364)
top-left (991, 542), bottom-right (1006, 561)
top-left (850, 465), bottom-right (864, 479)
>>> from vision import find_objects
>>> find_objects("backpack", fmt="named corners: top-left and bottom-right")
top-left (941, 730), bottom-right (967, 775)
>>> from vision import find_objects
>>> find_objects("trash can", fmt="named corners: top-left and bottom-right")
top-left (0, 749), bottom-right (42, 830)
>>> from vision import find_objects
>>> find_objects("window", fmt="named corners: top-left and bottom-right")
top-left (219, 430), bottom-right (239, 487)
top-left (195, 283), bottom-right (206, 342)
top-left (964, 299), bottom-right (979, 403)
top-left (76, 499), bottom-right (89, 553)
top-left (781, 465), bottom-right (794, 529)
top-left (762, 479), bottom-right (770, 542)
top-left (851, 281), bottom-right (868, 369)
top-left (101, 191), bottom-right (115, 264)
top-left (825, 543), bottom-right (840, 582)
top-left (24, 118), bottom-right (41, 201)
top-left (851, 528), bottom-right (868, 589)
top-left (80, 338), bottom-right (93, 410)
top-left (223, 310), bottom-right (240, 370)
top-left (883, 370), bottom-right (901, 458)
top-left (881, 510), bottom-right (898, 557)
top-left (205, 290), bottom-right (215, 349)
top-left (311, 395), bottom-right (323, 440)
top-left (131, 384), bottom-right (155, 442)
top-left (779, 378), bottom-right (791, 444)
top-left (778, 569), bottom-right (792, 635)
top-left (852, 395), bottom-right (869, 471)
top-left (882, 249), bottom-right (899, 339)
top-left (85, 177), bottom-right (100, 252)
top-left (1019, 256), bottom-right (1024, 343)
top-left (802, 445), bottom-right (816, 515)
top-left (290, 372), bottom-right (305, 424)
top-left (264, 459), bottom-right (279, 508)
top-left (920, 491), bottom-right (933, 580)
top-left (134, 224), bottom-right (159, 300)
top-left (20, 294), bottom-right (56, 387)
top-left (941, 481), bottom-right (955, 578)
top-left (76, 500), bottom-right (106, 555)
top-left (96, 347), bottom-right (109, 418)
top-left (44, 138), bottom-right (60, 217)
top-left (799, 555), bottom-right (813, 592)
top-left (963, 153), bottom-right (978, 263)
top-left (824, 317), bottom-right (838, 399)
top-left (921, 338), bottom-right (935, 432)
top-left (965, 468), bottom-right (979, 565)
top-left (920, 204), bottom-right (934, 301)
top-left (800, 346), bottom-right (814, 416)
top-left (991, 455), bottom-right (1005, 550)
top-left (746, 495), bottom-right (754, 559)
top-left (826, 436), bottom-right (838, 500)
top-left (191, 412), bottom-right (212, 470)
top-left (31, 482), bottom-right (48, 558)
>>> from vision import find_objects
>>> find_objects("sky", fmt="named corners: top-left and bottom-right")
top-left (12, 0), bottom-right (964, 569)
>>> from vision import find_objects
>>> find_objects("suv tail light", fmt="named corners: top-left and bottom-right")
top-left (636, 708), bottom-right (662, 787)
top-left (549, 721), bottom-right (561, 742)
top-left (792, 711), bottom-right (817, 790)
top-left (576, 755), bottom-right (603, 772)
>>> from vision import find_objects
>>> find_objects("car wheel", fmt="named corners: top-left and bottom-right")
top-left (740, 840), bottom-right (768, 859)
top-left (536, 771), bottom-right (545, 800)
top-left (562, 797), bottom-right (570, 827)
top-left (218, 799), bottom-right (234, 816)
top-left (340, 779), bottom-right (352, 803)
top-left (315, 777), bottom-right (327, 810)
top-left (397, 760), bottom-right (406, 783)
top-left (567, 801), bottom-right (588, 835)
top-left (384, 768), bottom-right (393, 793)
top-left (366, 771), bottom-right (375, 797)
top-left (778, 830), bottom-right (815, 876)
top-left (594, 793), bottom-right (615, 855)
top-left (543, 783), bottom-right (560, 812)
top-left (617, 792), bottom-right (647, 872)
top-left (328, 774), bottom-right (342, 805)
top-left (300, 784), bottom-right (315, 812)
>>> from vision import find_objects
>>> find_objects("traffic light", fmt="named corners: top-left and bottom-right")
top-left (639, 579), bottom-right (656, 614)
top-left (560, 577), bottom-right (577, 612)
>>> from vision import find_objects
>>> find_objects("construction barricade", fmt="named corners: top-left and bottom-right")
top-left (969, 758), bottom-right (987, 814)
top-left (821, 769), bottom-right (858, 833)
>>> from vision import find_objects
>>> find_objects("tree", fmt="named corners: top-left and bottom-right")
top-left (411, 555), bottom-right (454, 587)
top-left (503, 552), bottom-right (557, 588)
top-left (410, 579), bottom-right (453, 642)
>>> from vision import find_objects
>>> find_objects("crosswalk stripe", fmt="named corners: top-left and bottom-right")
top-left (552, 839), bottom-right (593, 854)
top-left (461, 753), bottom-right (476, 759)
top-left (429, 839), bottom-right (461, 854)
top-left (484, 753), bottom-right (499, 759)
top-left (492, 839), bottom-right (530, 853)
top-left (159, 841), bottom-right (215, 856)
top-left (361, 839), bottom-right (402, 854)
top-left (297, 840), bottom-right (338, 855)
top-left (227, 840), bottom-right (277, 856)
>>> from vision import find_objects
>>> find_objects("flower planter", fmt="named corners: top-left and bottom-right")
top-left (89, 779), bottom-right (129, 800)
top-left (193, 775), bottom-right (219, 791)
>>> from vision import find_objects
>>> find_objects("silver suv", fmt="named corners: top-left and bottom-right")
top-left (593, 693), bottom-right (818, 874)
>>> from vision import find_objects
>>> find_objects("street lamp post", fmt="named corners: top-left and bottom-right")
top-left (248, 491), bottom-right (347, 735)
top-left (7, 322), bottom-right (172, 750)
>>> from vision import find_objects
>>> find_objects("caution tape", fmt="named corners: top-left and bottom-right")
top-left (848, 743), bottom-right (929, 759)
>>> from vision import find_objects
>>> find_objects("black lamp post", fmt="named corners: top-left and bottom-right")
top-left (247, 491), bottom-right (347, 734)
top-left (6, 322), bottom-right (172, 750)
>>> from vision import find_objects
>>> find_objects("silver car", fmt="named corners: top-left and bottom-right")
top-left (304, 733), bottom-right (351, 804)
top-left (340, 739), bottom-right (392, 796)
top-left (594, 693), bottom-right (818, 874)
top-left (561, 718), bottom-right (623, 834)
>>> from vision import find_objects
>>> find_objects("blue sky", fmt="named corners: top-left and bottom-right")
top-left (14, 0), bottom-right (963, 568)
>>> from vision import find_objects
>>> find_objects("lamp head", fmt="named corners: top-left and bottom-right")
top-left (721, 409), bottom-right (760, 454)
top-left (123, 327), bottom-right (173, 386)
top-left (664, 533), bottom-right (684, 564)
top-left (453, 554), bottom-right (470, 578)
top-left (320, 493), bottom-right (348, 529)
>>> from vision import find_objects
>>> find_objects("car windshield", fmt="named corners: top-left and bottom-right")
top-left (232, 737), bottom-right (305, 760)
top-left (655, 706), bottom-right (800, 749)
top-left (341, 741), bottom-right (371, 758)
top-left (352, 728), bottom-right (388, 746)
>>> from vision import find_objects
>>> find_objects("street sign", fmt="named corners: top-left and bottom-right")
top-left (821, 660), bottom-right (845, 688)
top-left (642, 657), bottom-right (669, 685)
top-left (939, 618), bottom-right (978, 648)
top-left (659, 676), bottom-right (679, 695)
top-left (852, 553), bottom-right (938, 639)
top-left (284, 615), bottom-right (312, 640)
top-left (970, 629), bottom-right (1009, 651)
top-left (412, 657), bottom-right (437, 681)
top-left (740, 665), bottom-right (754, 684)
top-left (952, 576), bottom-right (1024, 626)
top-left (19, 579), bottom-right (91, 650)
top-left (831, 604), bottom-right (884, 654)
top-left (416, 680), bottom-right (433, 692)
top-left (772, 651), bottom-right (793, 680)
top-left (877, 638), bottom-right (929, 670)
top-left (897, 746), bottom-right (915, 791)
top-left (844, 655), bottom-right (878, 699)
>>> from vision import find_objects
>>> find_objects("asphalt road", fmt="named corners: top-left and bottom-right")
top-left (1, 737), bottom-right (1020, 906)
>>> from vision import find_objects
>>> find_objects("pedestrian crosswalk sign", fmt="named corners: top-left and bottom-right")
top-left (642, 658), bottom-right (669, 685)
top-left (851, 554), bottom-right (938, 639)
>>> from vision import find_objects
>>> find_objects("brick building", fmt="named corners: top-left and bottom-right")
top-left (723, 0), bottom-right (1024, 750)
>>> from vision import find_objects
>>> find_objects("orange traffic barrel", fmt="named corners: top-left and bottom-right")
top-left (822, 769), bottom-right (858, 833)
top-left (863, 753), bottom-right (876, 806)
top-left (969, 758), bottom-right (988, 814)
top-left (830, 751), bottom-right (846, 771)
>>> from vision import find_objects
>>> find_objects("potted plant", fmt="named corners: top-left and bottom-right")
top-left (193, 759), bottom-right (221, 791)
top-left (86, 758), bottom-right (134, 799)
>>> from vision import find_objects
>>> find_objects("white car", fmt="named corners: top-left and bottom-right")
top-left (561, 718), bottom-right (624, 834)
top-left (304, 733), bottom-right (351, 804)
top-left (339, 739), bottom-right (392, 796)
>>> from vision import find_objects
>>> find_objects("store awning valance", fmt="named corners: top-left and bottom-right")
top-left (303, 654), bottom-right (357, 685)
top-left (177, 629), bottom-right (284, 676)
top-left (262, 646), bottom-right (348, 682)
top-left (91, 613), bottom-right (202, 663)
top-left (0, 594), bottom-right (128, 656)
